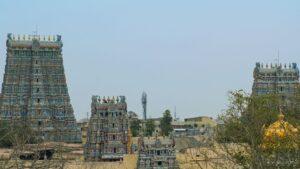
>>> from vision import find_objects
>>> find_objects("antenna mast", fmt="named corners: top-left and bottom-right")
top-left (277, 49), bottom-right (280, 65)
top-left (141, 92), bottom-right (147, 120)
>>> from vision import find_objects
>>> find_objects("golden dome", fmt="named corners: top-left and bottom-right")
top-left (262, 109), bottom-right (299, 150)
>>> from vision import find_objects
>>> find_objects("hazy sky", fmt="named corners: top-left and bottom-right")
top-left (0, 0), bottom-right (299, 120)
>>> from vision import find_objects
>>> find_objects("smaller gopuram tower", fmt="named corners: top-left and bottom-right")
top-left (137, 136), bottom-right (179, 169)
top-left (84, 95), bottom-right (130, 161)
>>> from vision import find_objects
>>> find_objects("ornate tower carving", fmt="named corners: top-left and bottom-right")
top-left (84, 95), bottom-right (129, 161)
top-left (0, 34), bottom-right (80, 142)
top-left (252, 62), bottom-right (299, 99)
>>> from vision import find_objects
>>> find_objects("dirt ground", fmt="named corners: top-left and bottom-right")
top-left (0, 139), bottom-right (242, 169)
top-left (65, 154), bottom-right (137, 169)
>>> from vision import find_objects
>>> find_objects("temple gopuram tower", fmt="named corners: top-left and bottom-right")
top-left (252, 62), bottom-right (299, 99)
top-left (0, 33), bottom-right (80, 142)
top-left (84, 95), bottom-right (130, 161)
top-left (137, 136), bottom-right (179, 169)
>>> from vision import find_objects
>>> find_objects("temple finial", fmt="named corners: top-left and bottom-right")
top-left (278, 106), bottom-right (285, 121)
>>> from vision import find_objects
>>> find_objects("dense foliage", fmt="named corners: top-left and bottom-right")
top-left (145, 119), bottom-right (155, 136)
top-left (0, 120), bottom-right (37, 148)
top-left (160, 109), bottom-right (173, 136)
top-left (0, 121), bottom-right (12, 147)
top-left (215, 90), bottom-right (300, 169)
top-left (129, 119), bottom-right (141, 137)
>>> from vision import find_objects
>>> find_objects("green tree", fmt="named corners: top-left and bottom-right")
top-left (145, 119), bottom-right (155, 137)
top-left (286, 84), bottom-right (300, 125)
top-left (160, 109), bottom-right (173, 136)
top-left (217, 90), bottom-right (280, 143)
top-left (130, 119), bottom-right (141, 137)
top-left (214, 90), bottom-right (300, 169)
top-left (0, 120), bottom-right (38, 148)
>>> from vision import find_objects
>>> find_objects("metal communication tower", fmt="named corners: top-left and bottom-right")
top-left (142, 92), bottom-right (147, 120)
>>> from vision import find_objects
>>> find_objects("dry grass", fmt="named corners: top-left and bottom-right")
top-left (176, 144), bottom-right (242, 169)
top-left (0, 141), bottom-right (244, 169)
top-left (65, 154), bottom-right (137, 169)
top-left (0, 148), bottom-right (12, 160)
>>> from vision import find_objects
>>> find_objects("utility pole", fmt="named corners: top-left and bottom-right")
top-left (174, 106), bottom-right (177, 121)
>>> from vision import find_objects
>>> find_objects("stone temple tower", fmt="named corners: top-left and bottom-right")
top-left (84, 96), bottom-right (130, 161)
top-left (0, 34), bottom-right (80, 142)
top-left (252, 62), bottom-right (299, 99)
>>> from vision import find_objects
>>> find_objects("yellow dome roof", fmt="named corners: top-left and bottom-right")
top-left (262, 109), bottom-right (299, 150)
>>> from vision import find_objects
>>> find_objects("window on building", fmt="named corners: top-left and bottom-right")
top-left (36, 88), bottom-right (39, 93)
top-left (36, 78), bottom-right (39, 82)
top-left (112, 135), bottom-right (116, 140)
top-left (35, 60), bottom-right (38, 64)
top-left (113, 147), bottom-right (117, 153)
top-left (157, 150), bottom-right (161, 155)
top-left (157, 161), bottom-right (162, 166)
top-left (37, 98), bottom-right (40, 103)
top-left (112, 123), bottom-right (115, 128)
top-left (38, 121), bottom-right (42, 126)
top-left (280, 86), bottom-right (283, 91)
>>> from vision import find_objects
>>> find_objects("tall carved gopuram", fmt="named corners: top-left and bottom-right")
top-left (0, 34), bottom-right (80, 142)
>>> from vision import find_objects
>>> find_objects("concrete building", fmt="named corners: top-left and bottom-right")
top-left (77, 118), bottom-right (89, 144)
top-left (0, 34), bottom-right (80, 142)
top-left (172, 116), bottom-right (216, 137)
top-left (84, 96), bottom-right (131, 161)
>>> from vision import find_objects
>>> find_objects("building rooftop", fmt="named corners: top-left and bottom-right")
top-left (147, 117), bottom-right (163, 121)
top-left (184, 116), bottom-right (214, 121)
